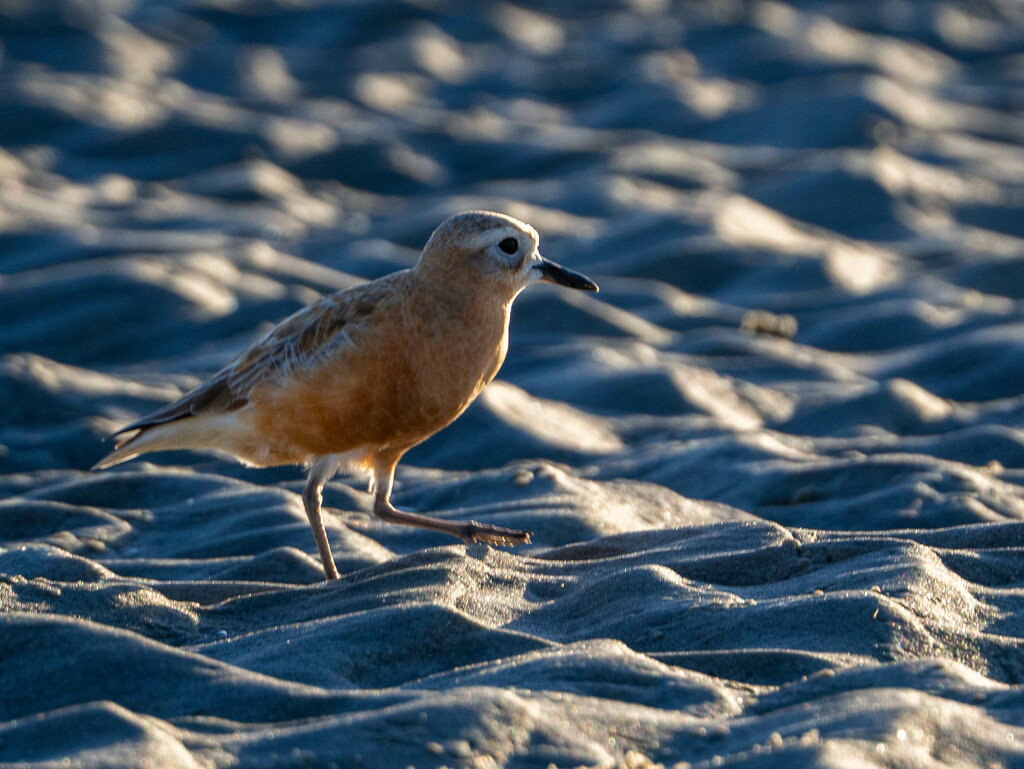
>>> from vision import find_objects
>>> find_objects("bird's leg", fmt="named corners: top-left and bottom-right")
top-left (372, 458), bottom-right (531, 546)
top-left (302, 457), bottom-right (341, 580)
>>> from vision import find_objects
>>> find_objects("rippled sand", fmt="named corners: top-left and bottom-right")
top-left (3, 1), bottom-right (1024, 767)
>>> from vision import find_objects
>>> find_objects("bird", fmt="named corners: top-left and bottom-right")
top-left (93, 211), bottom-right (599, 580)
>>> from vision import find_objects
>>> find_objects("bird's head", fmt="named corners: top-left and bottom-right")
top-left (417, 211), bottom-right (598, 298)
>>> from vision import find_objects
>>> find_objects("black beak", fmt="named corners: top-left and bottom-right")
top-left (534, 256), bottom-right (599, 292)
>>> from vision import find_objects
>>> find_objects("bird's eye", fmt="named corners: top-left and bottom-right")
top-left (498, 237), bottom-right (518, 255)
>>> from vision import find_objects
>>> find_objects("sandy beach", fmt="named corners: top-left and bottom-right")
top-left (3, 1), bottom-right (1024, 766)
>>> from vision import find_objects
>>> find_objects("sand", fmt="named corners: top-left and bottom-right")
top-left (3, 1), bottom-right (1024, 767)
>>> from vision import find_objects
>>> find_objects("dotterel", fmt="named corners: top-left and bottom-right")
top-left (94, 211), bottom-right (599, 580)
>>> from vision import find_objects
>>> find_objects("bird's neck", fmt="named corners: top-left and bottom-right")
top-left (406, 272), bottom-right (514, 371)
top-left (411, 265), bottom-right (515, 329)
top-left (399, 272), bottom-right (515, 411)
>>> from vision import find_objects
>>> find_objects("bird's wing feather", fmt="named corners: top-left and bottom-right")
top-left (113, 275), bottom-right (401, 438)
top-left (111, 371), bottom-right (245, 436)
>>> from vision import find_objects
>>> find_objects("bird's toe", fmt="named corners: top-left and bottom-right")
top-left (459, 522), bottom-right (532, 546)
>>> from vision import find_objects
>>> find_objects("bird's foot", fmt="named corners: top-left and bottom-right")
top-left (373, 502), bottom-right (532, 546)
top-left (457, 521), bottom-right (532, 546)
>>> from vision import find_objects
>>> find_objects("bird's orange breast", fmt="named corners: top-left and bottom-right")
top-left (247, 288), bottom-right (510, 463)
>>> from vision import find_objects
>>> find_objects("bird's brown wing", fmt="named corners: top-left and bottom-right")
top-left (111, 370), bottom-right (246, 438)
top-left (112, 274), bottom-right (401, 439)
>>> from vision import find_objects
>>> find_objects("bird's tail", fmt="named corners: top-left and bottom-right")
top-left (92, 428), bottom-right (167, 470)
top-left (92, 415), bottom-right (237, 470)
top-left (92, 433), bottom-right (140, 469)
